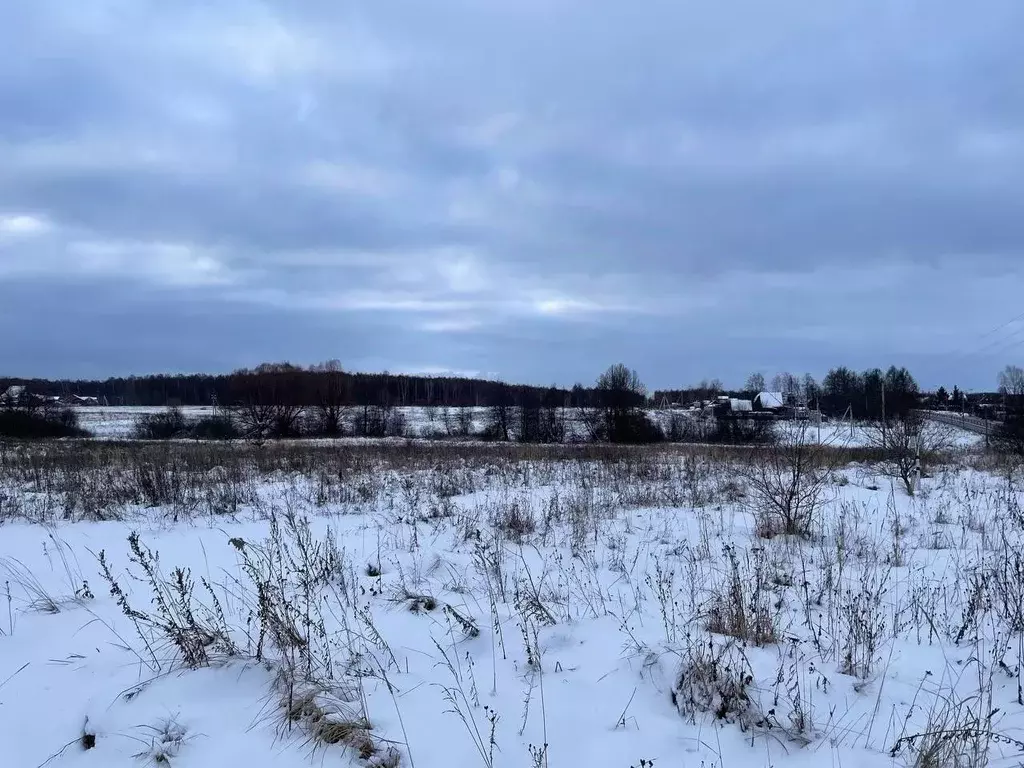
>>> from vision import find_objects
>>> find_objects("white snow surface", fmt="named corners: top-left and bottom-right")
top-left (0, 444), bottom-right (1020, 768)
top-left (73, 406), bottom-right (983, 448)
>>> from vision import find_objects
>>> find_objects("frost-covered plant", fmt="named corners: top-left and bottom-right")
top-left (673, 635), bottom-right (757, 729)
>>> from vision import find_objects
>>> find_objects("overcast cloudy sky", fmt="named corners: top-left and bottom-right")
top-left (1, 1), bottom-right (1022, 389)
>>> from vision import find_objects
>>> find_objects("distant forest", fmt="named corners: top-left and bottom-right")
top-left (1, 360), bottom-right (1016, 420)
top-left (2, 362), bottom-right (582, 409)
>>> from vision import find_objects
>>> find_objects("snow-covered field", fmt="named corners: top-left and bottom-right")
top-left (0, 439), bottom-right (1019, 768)
top-left (71, 406), bottom-right (983, 449)
top-left (75, 405), bottom-right (494, 439)
top-left (75, 406), bottom-right (217, 438)
top-left (775, 418), bottom-right (984, 449)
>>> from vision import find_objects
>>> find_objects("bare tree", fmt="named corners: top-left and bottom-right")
top-left (234, 403), bottom-right (279, 445)
top-left (594, 364), bottom-right (658, 443)
top-left (353, 403), bottom-right (400, 437)
top-left (442, 405), bottom-right (474, 438)
top-left (999, 365), bottom-right (1024, 396)
top-left (519, 389), bottom-right (566, 444)
top-left (311, 367), bottom-right (348, 437)
top-left (737, 421), bottom-right (835, 537)
top-left (867, 413), bottom-right (953, 496)
top-left (230, 372), bottom-right (303, 445)
top-left (697, 379), bottom-right (724, 399)
top-left (538, 401), bottom-right (567, 443)
top-left (484, 384), bottom-right (514, 441)
top-left (745, 373), bottom-right (766, 393)
top-left (995, 366), bottom-right (1024, 460)
top-left (994, 418), bottom-right (1024, 462)
top-left (309, 359), bottom-right (343, 373)
top-left (770, 372), bottom-right (800, 398)
top-left (574, 401), bottom-right (603, 443)
top-left (802, 374), bottom-right (820, 408)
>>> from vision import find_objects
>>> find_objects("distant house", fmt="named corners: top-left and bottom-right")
top-left (755, 391), bottom-right (786, 411)
top-left (71, 395), bottom-right (100, 406)
top-left (1, 386), bottom-right (60, 407)
top-left (1, 385), bottom-right (28, 406)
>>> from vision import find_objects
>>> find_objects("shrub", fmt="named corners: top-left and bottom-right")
top-left (587, 410), bottom-right (664, 444)
top-left (189, 414), bottom-right (239, 441)
top-left (709, 417), bottom-right (776, 445)
top-left (869, 414), bottom-right (953, 496)
top-left (0, 407), bottom-right (88, 439)
top-left (706, 545), bottom-right (779, 646)
top-left (739, 422), bottom-right (834, 538)
top-left (492, 500), bottom-right (537, 542)
top-left (385, 410), bottom-right (408, 438)
top-left (133, 407), bottom-right (189, 440)
top-left (663, 412), bottom-right (699, 442)
top-left (673, 636), bottom-right (757, 728)
top-left (348, 406), bottom-right (409, 438)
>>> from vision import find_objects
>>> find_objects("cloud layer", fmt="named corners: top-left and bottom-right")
top-left (2, 1), bottom-right (1023, 388)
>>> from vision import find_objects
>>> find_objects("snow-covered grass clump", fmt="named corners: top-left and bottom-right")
top-left (1, 439), bottom-right (1022, 768)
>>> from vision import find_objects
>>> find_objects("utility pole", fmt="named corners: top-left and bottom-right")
top-left (881, 379), bottom-right (887, 446)
top-left (913, 430), bottom-right (922, 494)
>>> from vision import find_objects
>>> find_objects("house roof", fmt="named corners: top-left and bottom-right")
top-left (1, 385), bottom-right (26, 402)
top-left (756, 391), bottom-right (785, 409)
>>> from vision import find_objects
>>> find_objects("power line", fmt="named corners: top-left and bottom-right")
top-left (950, 309), bottom-right (1024, 359)
top-left (977, 329), bottom-right (1024, 360)
top-left (918, 307), bottom-right (1024, 394)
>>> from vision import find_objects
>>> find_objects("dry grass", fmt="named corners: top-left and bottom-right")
top-left (8, 430), bottom-right (1023, 768)
top-left (705, 546), bottom-right (779, 647)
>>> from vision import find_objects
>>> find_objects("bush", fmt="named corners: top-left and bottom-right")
top-left (301, 408), bottom-right (349, 438)
top-left (663, 412), bottom-right (698, 442)
top-left (660, 414), bottom-right (776, 445)
top-left (189, 415), bottom-right (239, 441)
top-left (350, 405), bottom-right (406, 438)
top-left (0, 408), bottom-right (88, 439)
top-left (478, 423), bottom-right (507, 442)
top-left (673, 636), bottom-right (758, 728)
top-left (708, 417), bottom-right (776, 445)
top-left (738, 422), bottom-right (835, 538)
top-left (386, 410), bottom-right (408, 438)
top-left (706, 545), bottom-right (779, 646)
top-left (133, 407), bottom-right (189, 440)
top-left (588, 410), bottom-right (664, 444)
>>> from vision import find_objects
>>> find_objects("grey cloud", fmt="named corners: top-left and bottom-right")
top-left (1, 0), bottom-right (1023, 389)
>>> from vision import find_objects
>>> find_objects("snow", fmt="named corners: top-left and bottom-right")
top-left (1, 442), bottom-right (1021, 768)
top-left (776, 418), bottom-right (984, 449)
top-left (75, 406), bottom-right (496, 439)
top-left (1, 384), bottom-right (26, 403)
top-left (70, 407), bottom-right (985, 450)
top-left (74, 405), bottom-right (218, 438)
top-left (756, 392), bottom-right (785, 410)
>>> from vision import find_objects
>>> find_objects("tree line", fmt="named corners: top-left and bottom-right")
top-left (1, 362), bottom-right (593, 409)
top-left (6, 359), bottom-right (1022, 426)
top-left (653, 366), bottom-right (922, 419)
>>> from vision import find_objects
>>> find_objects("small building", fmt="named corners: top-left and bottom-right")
top-left (1, 386), bottom-right (58, 407)
top-left (1, 385), bottom-right (26, 405)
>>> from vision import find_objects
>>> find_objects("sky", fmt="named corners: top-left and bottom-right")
top-left (1, 1), bottom-right (1023, 390)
